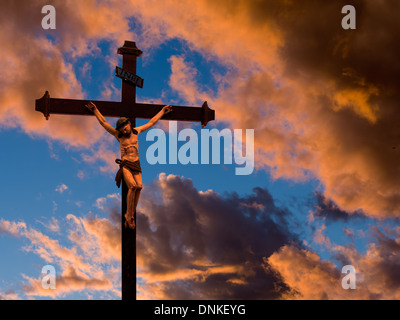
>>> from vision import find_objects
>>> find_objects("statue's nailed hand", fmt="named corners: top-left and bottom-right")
top-left (163, 105), bottom-right (173, 114)
top-left (85, 101), bottom-right (97, 112)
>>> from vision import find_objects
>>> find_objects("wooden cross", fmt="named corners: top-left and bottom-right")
top-left (35, 40), bottom-right (215, 300)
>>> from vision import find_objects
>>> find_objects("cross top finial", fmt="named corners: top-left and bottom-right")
top-left (117, 41), bottom-right (143, 57)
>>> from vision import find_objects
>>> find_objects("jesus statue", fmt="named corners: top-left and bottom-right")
top-left (85, 101), bottom-right (172, 229)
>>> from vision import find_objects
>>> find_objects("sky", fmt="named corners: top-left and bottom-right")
top-left (0, 0), bottom-right (400, 300)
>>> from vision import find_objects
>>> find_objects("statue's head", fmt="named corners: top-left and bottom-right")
top-left (116, 117), bottom-right (138, 138)
top-left (116, 117), bottom-right (131, 138)
top-left (116, 117), bottom-right (130, 131)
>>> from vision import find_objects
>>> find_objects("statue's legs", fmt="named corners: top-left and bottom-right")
top-left (122, 168), bottom-right (142, 229)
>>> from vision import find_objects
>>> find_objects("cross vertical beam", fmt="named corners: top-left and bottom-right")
top-left (118, 41), bottom-right (142, 301)
top-left (34, 40), bottom-right (215, 301)
top-left (121, 176), bottom-right (136, 301)
top-left (118, 41), bottom-right (142, 105)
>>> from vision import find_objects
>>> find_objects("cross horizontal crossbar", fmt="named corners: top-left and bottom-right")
top-left (35, 91), bottom-right (215, 128)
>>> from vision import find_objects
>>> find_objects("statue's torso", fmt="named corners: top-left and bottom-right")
top-left (119, 132), bottom-right (139, 162)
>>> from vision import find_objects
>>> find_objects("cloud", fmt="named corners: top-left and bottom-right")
top-left (3, 0), bottom-right (399, 218)
top-left (136, 173), bottom-right (298, 299)
top-left (1, 174), bottom-right (301, 300)
top-left (267, 223), bottom-right (400, 300)
top-left (0, 0), bottom-right (133, 177)
top-left (135, 173), bottom-right (400, 300)
top-left (266, 244), bottom-right (354, 300)
top-left (2, 0), bottom-right (400, 299)
top-left (312, 192), bottom-right (366, 222)
top-left (94, 193), bottom-right (120, 212)
top-left (0, 212), bottom-right (121, 299)
top-left (77, 170), bottom-right (86, 180)
top-left (37, 217), bottom-right (60, 233)
top-left (0, 290), bottom-right (21, 300)
top-left (55, 183), bottom-right (68, 194)
top-left (2, 173), bottom-right (400, 300)
top-left (22, 265), bottom-right (113, 298)
top-left (123, 0), bottom-right (400, 219)
top-left (0, 220), bottom-right (27, 237)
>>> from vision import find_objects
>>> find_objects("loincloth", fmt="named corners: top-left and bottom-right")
top-left (115, 159), bottom-right (142, 188)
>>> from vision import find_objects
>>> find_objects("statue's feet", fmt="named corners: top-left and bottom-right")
top-left (124, 213), bottom-right (135, 229)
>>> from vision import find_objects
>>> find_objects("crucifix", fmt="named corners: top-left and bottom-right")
top-left (35, 40), bottom-right (215, 300)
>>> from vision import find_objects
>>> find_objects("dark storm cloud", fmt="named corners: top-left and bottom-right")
top-left (271, 0), bottom-right (400, 217)
top-left (136, 174), bottom-right (298, 299)
top-left (313, 192), bottom-right (365, 222)
top-left (193, 0), bottom-right (400, 218)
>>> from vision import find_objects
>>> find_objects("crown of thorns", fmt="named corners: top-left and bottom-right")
top-left (115, 117), bottom-right (130, 130)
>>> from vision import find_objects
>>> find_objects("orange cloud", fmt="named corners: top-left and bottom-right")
top-left (266, 245), bottom-right (359, 299)
top-left (0, 0), bottom-right (135, 178)
top-left (3, 0), bottom-right (399, 219)
top-left (0, 290), bottom-right (21, 300)
top-left (267, 222), bottom-right (400, 300)
top-left (22, 265), bottom-right (113, 298)
top-left (2, 4), bottom-right (400, 302)
top-left (0, 212), bottom-right (121, 299)
top-left (125, 0), bottom-right (400, 219)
